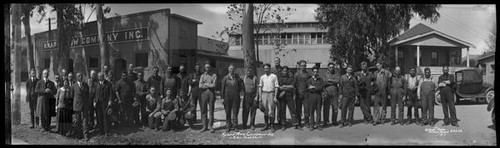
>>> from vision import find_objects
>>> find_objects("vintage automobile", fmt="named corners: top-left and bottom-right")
top-left (435, 68), bottom-right (495, 105)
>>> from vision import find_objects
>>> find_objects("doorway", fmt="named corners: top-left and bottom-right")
top-left (114, 58), bottom-right (127, 82)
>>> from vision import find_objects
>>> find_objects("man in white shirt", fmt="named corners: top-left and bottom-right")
top-left (258, 63), bottom-right (279, 132)
top-left (405, 68), bottom-right (420, 125)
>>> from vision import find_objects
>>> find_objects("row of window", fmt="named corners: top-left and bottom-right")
top-left (256, 23), bottom-right (321, 29)
top-left (230, 33), bottom-right (328, 46)
top-left (42, 53), bottom-right (149, 69)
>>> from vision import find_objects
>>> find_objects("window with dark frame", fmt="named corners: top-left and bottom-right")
top-left (44, 58), bottom-right (50, 69)
top-left (431, 51), bottom-right (438, 66)
top-left (491, 64), bottom-right (495, 73)
top-left (210, 58), bottom-right (216, 68)
top-left (88, 57), bottom-right (99, 68)
top-left (135, 53), bottom-right (148, 67)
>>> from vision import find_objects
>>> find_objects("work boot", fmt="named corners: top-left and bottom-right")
top-left (442, 121), bottom-right (450, 126)
top-left (209, 119), bottom-right (215, 133)
top-left (270, 117), bottom-right (276, 133)
top-left (451, 122), bottom-right (459, 127)
top-left (261, 116), bottom-right (269, 131)
top-left (199, 119), bottom-right (207, 133)
top-left (250, 125), bottom-right (255, 130)
top-left (226, 121), bottom-right (231, 132)
top-left (233, 119), bottom-right (239, 132)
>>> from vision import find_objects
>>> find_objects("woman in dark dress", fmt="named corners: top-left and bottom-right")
top-left (55, 79), bottom-right (73, 136)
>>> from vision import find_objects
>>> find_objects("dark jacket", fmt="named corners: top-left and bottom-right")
top-left (115, 79), bottom-right (136, 103)
top-left (26, 77), bottom-right (39, 102)
top-left (35, 78), bottom-right (57, 99)
top-left (339, 74), bottom-right (359, 98)
top-left (95, 80), bottom-right (113, 106)
top-left (72, 81), bottom-right (89, 112)
top-left (178, 72), bottom-right (190, 96)
top-left (221, 74), bottom-right (244, 99)
top-left (307, 76), bottom-right (324, 94)
top-left (438, 74), bottom-right (455, 91)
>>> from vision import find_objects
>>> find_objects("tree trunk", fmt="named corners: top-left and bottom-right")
top-left (97, 4), bottom-right (109, 71)
top-left (56, 5), bottom-right (69, 74)
top-left (11, 3), bottom-right (22, 126)
top-left (242, 4), bottom-right (257, 76)
top-left (5, 3), bottom-right (12, 144)
top-left (22, 4), bottom-right (35, 72)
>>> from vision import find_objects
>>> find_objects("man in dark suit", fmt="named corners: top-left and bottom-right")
top-left (72, 72), bottom-right (90, 140)
top-left (87, 70), bottom-right (98, 129)
top-left (35, 69), bottom-right (57, 132)
top-left (26, 69), bottom-right (39, 129)
top-left (94, 72), bottom-right (114, 136)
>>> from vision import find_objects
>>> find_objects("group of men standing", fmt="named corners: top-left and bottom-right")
top-left (231, 59), bottom-right (460, 132)
top-left (24, 63), bottom-right (206, 140)
top-left (24, 59), bottom-right (460, 140)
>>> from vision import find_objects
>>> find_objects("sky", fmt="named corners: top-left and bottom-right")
top-left (26, 4), bottom-right (496, 56)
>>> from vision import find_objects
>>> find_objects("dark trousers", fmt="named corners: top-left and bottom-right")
top-left (359, 88), bottom-right (373, 122)
top-left (139, 99), bottom-right (148, 127)
top-left (308, 92), bottom-right (322, 127)
top-left (242, 92), bottom-right (257, 127)
top-left (88, 96), bottom-right (96, 129)
top-left (28, 96), bottom-right (39, 127)
top-left (406, 89), bottom-right (420, 122)
top-left (81, 107), bottom-right (92, 137)
top-left (120, 97), bottom-right (133, 125)
top-left (190, 88), bottom-right (200, 122)
top-left (146, 111), bottom-right (155, 129)
top-left (278, 92), bottom-right (296, 126)
top-left (440, 88), bottom-right (457, 123)
top-left (340, 95), bottom-right (355, 124)
top-left (200, 89), bottom-right (215, 127)
top-left (421, 91), bottom-right (435, 124)
top-left (39, 97), bottom-right (51, 131)
top-left (73, 111), bottom-right (88, 138)
top-left (95, 102), bottom-right (110, 135)
top-left (323, 91), bottom-right (339, 125)
top-left (296, 91), bottom-right (309, 126)
top-left (390, 89), bottom-right (404, 123)
top-left (223, 93), bottom-right (241, 128)
top-left (132, 103), bottom-right (140, 126)
top-left (373, 92), bottom-right (388, 123)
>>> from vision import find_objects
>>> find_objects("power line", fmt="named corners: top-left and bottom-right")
top-left (441, 13), bottom-right (489, 41)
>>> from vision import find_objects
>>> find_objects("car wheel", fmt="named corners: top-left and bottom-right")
top-left (435, 90), bottom-right (442, 106)
top-left (486, 90), bottom-right (494, 104)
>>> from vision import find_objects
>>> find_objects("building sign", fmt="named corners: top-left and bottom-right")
top-left (41, 27), bottom-right (148, 51)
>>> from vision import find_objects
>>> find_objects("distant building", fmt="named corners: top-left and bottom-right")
top-left (389, 23), bottom-right (475, 77)
top-left (228, 22), bottom-right (330, 68)
top-left (476, 52), bottom-right (495, 87)
top-left (21, 8), bottom-right (243, 81)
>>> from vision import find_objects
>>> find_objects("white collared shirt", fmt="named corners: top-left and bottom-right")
top-left (259, 73), bottom-right (279, 92)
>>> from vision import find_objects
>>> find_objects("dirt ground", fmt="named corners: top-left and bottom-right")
top-left (10, 83), bottom-right (497, 145)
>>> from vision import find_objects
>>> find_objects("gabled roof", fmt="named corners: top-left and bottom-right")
top-left (476, 52), bottom-right (495, 61)
top-left (389, 23), bottom-right (474, 48)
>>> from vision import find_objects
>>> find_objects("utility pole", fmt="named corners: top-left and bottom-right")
top-left (242, 3), bottom-right (257, 76)
top-left (11, 3), bottom-right (22, 126)
top-left (5, 3), bottom-right (12, 145)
